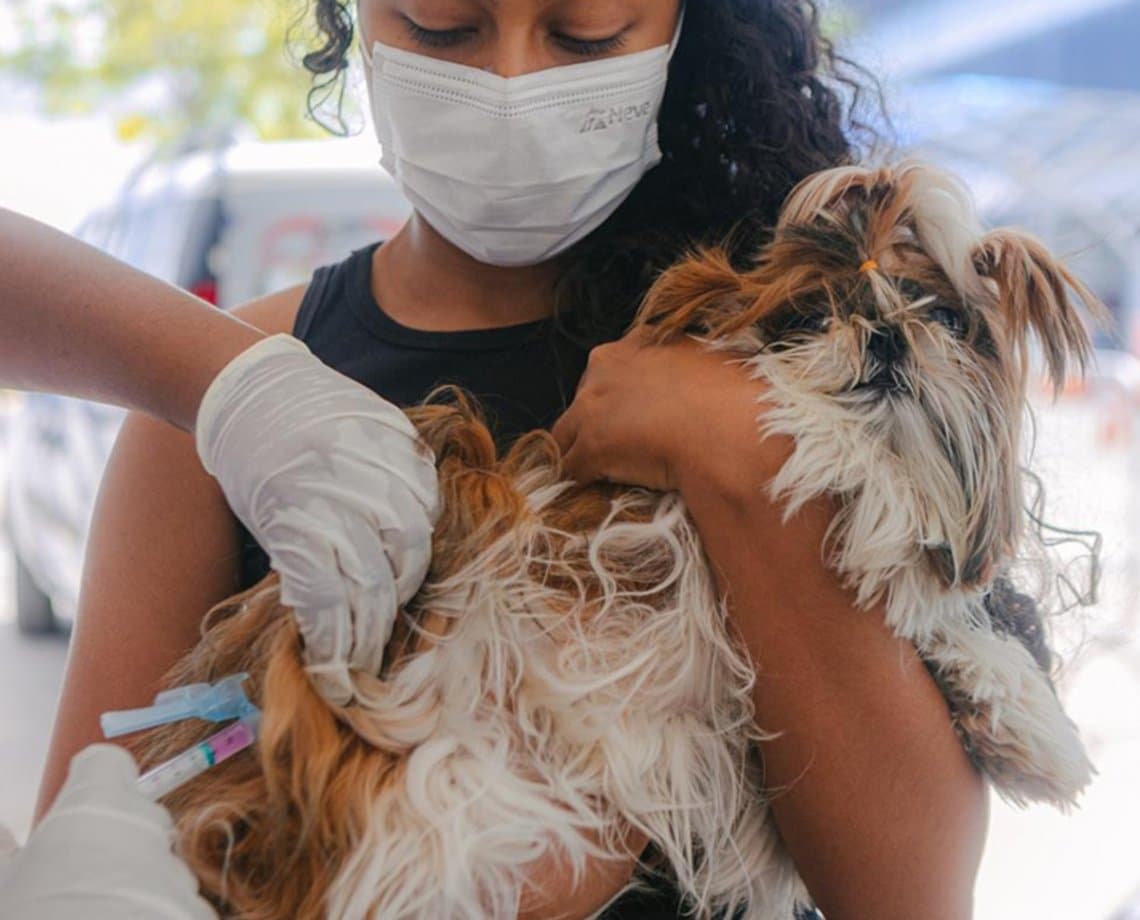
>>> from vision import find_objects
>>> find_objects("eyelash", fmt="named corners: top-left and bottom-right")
top-left (402, 18), bottom-right (628, 57)
top-left (404, 20), bottom-right (473, 49)
top-left (554, 33), bottom-right (628, 56)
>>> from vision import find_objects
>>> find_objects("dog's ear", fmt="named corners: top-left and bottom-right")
top-left (926, 528), bottom-right (1003, 592)
top-left (971, 229), bottom-right (1106, 392)
top-left (920, 409), bottom-right (1019, 592)
top-left (634, 247), bottom-right (754, 343)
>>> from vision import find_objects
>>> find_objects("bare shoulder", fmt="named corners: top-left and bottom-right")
top-left (229, 283), bottom-right (308, 335)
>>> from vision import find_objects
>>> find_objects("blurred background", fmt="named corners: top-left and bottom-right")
top-left (1, 0), bottom-right (1137, 916)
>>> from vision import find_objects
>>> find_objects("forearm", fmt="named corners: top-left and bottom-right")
top-left (680, 474), bottom-right (987, 920)
top-left (0, 208), bottom-right (263, 430)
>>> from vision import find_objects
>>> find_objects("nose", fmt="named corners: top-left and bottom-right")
top-left (481, 32), bottom-right (545, 78)
top-left (868, 326), bottom-right (906, 365)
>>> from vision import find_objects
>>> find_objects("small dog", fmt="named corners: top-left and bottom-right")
top-left (136, 161), bottom-right (1099, 919)
top-left (638, 160), bottom-right (1100, 808)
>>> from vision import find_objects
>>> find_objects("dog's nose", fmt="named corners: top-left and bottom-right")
top-left (868, 326), bottom-right (906, 365)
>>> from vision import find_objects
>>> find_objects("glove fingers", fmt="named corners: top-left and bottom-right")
top-left (65, 743), bottom-right (140, 787)
top-left (309, 501), bottom-right (429, 614)
top-left (272, 522), bottom-right (397, 700)
top-left (324, 512), bottom-right (398, 588)
top-left (9, 744), bottom-right (217, 919)
top-left (331, 432), bottom-right (441, 520)
top-left (340, 561), bottom-right (399, 678)
top-left (303, 659), bottom-right (355, 708)
top-left (196, 336), bottom-right (444, 714)
top-left (317, 516), bottom-right (401, 677)
top-left (54, 746), bottom-right (175, 833)
top-left (272, 535), bottom-right (346, 607)
top-left (277, 544), bottom-right (354, 670)
top-left (285, 467), bottom-right (435, 558)
top-left (320, 484), bottom-right (433, 605)
top-left (291, 598), bottom-right (353, 671)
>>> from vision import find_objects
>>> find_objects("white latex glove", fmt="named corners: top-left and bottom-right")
top-left (196, 334), bottom-right (440, 704)
top-left (0, 745), bottom-right (216, 919)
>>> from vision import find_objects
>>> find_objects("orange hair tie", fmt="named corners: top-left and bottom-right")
top-left (859, 259), bottom-right (879, 275)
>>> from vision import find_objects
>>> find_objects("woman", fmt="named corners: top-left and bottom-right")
top-left (37, 1), bottom-right (988, 916)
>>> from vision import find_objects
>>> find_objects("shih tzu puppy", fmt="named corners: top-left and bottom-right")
top-left (637, 160), bottom-right (1099, 808)
top-left (134, 161), bottom-right (1098, 919)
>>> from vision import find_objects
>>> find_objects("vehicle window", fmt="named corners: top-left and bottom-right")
top-left (98, 189), bottom-right (213, 286)
top-left (214, 184), bottom-right (410, 305)
top-left (251, 213), bottom-right (403, 298)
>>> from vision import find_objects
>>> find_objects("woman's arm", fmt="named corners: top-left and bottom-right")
top-left (33, 411), bottom-right (243, 819)
top-left (554, 332), bottom-right (988, 919)
top-left (680, 473), bottom-right (987, 920)
top-left (34, 292), bottom-right (302, 819)
top-left (0, 207), bottom-right (263, 429)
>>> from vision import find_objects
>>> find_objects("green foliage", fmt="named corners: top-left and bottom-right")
top-left (0, 0), bottom-right (328, 142)
top-left (821, 2), bottom-right (864, 43)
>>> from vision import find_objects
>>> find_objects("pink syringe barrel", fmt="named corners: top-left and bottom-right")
top-left (137, 718), bottom-right (258, 801)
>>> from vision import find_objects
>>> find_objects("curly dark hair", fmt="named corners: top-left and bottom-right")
top-left (296, 0), bottom-right (886, 346)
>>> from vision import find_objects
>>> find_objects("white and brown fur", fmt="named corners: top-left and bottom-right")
top-left (640, 160), bottom-right (1099, 809)
top-left (137, 161), bottom-right (1097, 919)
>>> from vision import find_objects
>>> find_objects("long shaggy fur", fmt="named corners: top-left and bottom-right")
top-left (134, 402), bottom-right (804, 919)
top-left (134, 161), bottom-right (1099, 918)
top-left (639, 160), bottom-right (1102, 808)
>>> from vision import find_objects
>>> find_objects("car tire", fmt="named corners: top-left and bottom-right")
top-left (14, 553), bottom-right (56, 634)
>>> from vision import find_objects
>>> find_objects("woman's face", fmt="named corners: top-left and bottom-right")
top-left (357, 0), bottom-right (681, 76)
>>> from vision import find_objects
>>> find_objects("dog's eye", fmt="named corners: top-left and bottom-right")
top-left (930, 305), bottom-right (965, 336)
top-left (899, 279), bottom-right (926, 302)
top-left (783, 312), bottom-right (831, 334)
top-left (798, 314), bottom-right (834, 332)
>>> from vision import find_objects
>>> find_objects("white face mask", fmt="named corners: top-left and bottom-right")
top-left (365, 15), bottom-right (683, 267)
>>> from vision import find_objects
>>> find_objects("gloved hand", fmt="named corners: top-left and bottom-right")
top-left (0, 745), bottom-right (216, 919)
top-left (196, 334), bottom-right (440, 704)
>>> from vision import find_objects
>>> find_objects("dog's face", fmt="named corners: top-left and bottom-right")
top-left (638, 162), bottom-right (1103, 590)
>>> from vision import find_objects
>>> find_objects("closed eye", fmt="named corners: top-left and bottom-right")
top-left (402, 17), bottom-right (630, 58)
top-left (403, 17), bottom-right (477, 49)
top-left (773, 310), bottom-right (831, 336)
top-left (553, 30), bottom-right (629, 56)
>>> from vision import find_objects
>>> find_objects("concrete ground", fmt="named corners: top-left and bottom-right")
top-left (0, 389), bottom-right (1137, 917)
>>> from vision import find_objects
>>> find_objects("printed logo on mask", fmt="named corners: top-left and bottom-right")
top-left (579, 101), bottom-right (653, 133)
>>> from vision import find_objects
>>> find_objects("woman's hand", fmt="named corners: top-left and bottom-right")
top-left (551, 327), bottom-right (791, 495)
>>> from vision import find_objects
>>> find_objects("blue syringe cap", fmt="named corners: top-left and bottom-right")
top-left (101, 672), bottom-right (256, 738)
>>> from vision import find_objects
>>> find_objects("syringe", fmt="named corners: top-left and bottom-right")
top-left (137, 716), bottom-right (259, 801)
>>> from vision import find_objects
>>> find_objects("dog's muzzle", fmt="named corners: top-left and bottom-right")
top-left (860, 327), bottom-right (909, 393)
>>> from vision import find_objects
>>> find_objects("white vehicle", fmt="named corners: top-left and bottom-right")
top-left (5, 137), bottom-right (410, 632)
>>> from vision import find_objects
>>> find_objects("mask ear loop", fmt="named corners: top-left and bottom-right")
top-left (359, 23), bottom-right (374, 75)
top-left (668, 4), bottom-right (687, 58)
